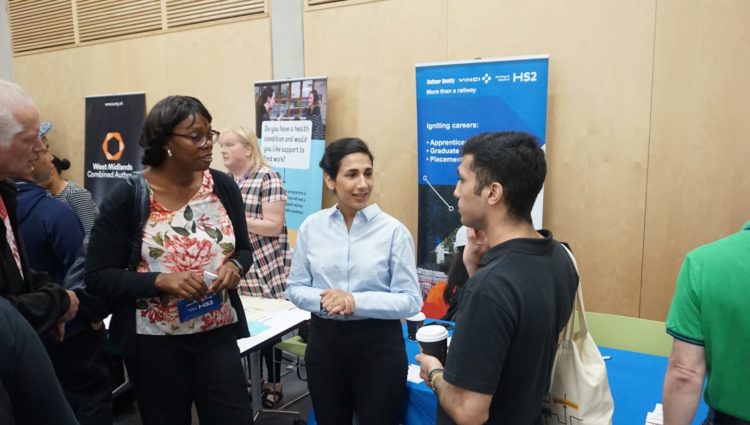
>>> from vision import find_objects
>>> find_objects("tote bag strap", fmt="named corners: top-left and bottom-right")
top-left (560, 243), bottom-right (588, 341)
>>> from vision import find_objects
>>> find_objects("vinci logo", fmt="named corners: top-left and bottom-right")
top-left (101, 132), bottom-right (125, 161)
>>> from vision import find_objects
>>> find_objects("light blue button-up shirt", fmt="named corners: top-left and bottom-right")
top-left (286, 204), bottom-right (423, 320)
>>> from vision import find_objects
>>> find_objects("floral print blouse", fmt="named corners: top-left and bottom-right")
top-left (135, 170), bottom-right (238, 335)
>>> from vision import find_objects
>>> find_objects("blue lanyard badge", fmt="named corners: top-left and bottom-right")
top-left (177, 294), bottom-right (222, 322)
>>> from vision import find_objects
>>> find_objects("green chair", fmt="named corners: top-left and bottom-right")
top-left (275, 335), bottom-right (308, 381)
top-left (585, 312), bottom-right (673, 357)
top-left (273, 335), bottom-right (309, 413)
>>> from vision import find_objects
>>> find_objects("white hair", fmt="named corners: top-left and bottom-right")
top-left (0, 80), bottom-right (35, 148)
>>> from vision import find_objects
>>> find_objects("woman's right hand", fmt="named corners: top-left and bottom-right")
top-left (155, 271), bottom-right (207, 301)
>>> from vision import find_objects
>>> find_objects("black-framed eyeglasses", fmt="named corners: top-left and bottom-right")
top-left (171, 129), bottom-right (220, 148)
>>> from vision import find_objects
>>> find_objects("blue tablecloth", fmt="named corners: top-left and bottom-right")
top-left (599, 347), bottom-right (707, 425)
top-left (309, 323), bottom-right (709, 425)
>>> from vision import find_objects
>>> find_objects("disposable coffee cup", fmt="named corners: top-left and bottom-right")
top-left (406, 312), bottom-right (426, 341)
top-left (416, 325), bottom-right (448, 364)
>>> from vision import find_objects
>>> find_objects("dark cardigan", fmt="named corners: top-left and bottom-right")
top-left (0, 179), bottom-right (70, 336)
top-left (85, 169), bottom-right (252, 357)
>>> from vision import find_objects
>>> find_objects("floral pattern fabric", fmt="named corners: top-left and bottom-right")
top-left (0, 196), bottom-right (23, 279)
top-left (135, 170), bottom-right (238, 335)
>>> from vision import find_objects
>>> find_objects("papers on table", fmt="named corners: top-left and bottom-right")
top-left (240, 297), bottom-right (294, 335)
top-left (407, 364), bottom-right (424, 384)
top-left (246, 319), bottom-right (271, 336)
top-left (645, 403), bottom-right (663, 425)
top-left (240, 296), bottom-right (295, 312)
top-left (240, 296), bottom-right (307, 340)
top-left (236, 296), bottom-right (309, 359)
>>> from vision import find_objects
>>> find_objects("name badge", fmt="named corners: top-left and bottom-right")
top-left (177, 294), bottom-right (222, 322)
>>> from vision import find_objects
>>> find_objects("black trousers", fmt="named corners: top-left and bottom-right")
top-left (305, 315), bottom-right (407, 425)
top-left (48, 326), bottom-right (112, 425)
top-left (704, 409), bottom-right (750, 425)
top-left (126, 326), bottom-right (253, 425)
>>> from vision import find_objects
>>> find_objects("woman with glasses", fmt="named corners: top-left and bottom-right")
top-left (286, 138), bottom-right (423, 425)
top-left (86, 96), bottom-right (254, 425)
top-left (219, 126), bottom-right (290, 407)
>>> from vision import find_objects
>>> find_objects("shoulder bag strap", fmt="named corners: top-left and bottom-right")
top-left (560, 243), bottom-right (588, 341)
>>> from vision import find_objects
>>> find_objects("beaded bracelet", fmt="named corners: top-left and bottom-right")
top-left (428, 368), bottom-right (445, 392)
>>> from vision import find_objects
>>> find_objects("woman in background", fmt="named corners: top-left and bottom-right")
top-left (219, 126), bottom-right (290, 407)
top-left (421, 226), bottom-right (470, 320)
top-left (441, 226), bottom-right (469, 321)
top-left (45, 154), bottom-right (98, 237)
top-left (286, 137), bottom-right (422, 425)
top-left (86, 95), bottom-right (254, 425)
top-left (305, 88), bottom-right (325, 140)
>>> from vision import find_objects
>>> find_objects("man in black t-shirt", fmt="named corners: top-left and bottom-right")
top-left (417, 132), bottom-right (578, 425)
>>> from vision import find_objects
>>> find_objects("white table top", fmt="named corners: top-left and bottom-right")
top-left (236, 296), bottom-right (310, 354)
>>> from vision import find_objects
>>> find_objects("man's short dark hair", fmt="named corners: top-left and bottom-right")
top-left (139, 95), bottom-right (212, 167)
top-left (461, 131), bottom-right (546, 224)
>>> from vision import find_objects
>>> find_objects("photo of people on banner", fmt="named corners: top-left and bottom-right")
top-left (253, 78), bottom-right (327, 237)
top-left (255, 78), bottom-right (327, 140)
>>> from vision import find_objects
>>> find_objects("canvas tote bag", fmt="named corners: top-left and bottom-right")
top-left (542, 245), bottom-right (614, 425)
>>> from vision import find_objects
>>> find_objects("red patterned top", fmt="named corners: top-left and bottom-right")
top-left (0, 196), bottom-right (23, 279)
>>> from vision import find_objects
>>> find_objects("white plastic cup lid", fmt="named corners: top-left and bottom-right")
top-left (407, 312), bottom-right (426, 322)
top-left (416, 325), bottom-right (448, 342)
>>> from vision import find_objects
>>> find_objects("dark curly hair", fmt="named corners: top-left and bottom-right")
top-left (51, 154), bottom-right (71, 175)
top-left (319, 137), bottom-right (373, 178)
top-left (140, 95), bottom-right (212, 167)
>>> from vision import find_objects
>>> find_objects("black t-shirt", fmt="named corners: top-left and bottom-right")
top-left (440, 230), bottom-right (578, 425)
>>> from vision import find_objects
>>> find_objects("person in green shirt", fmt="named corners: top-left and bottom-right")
top-left (663, 220), bottom-right (750, 425)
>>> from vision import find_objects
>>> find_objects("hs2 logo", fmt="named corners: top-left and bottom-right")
top-left (513, 72), bottom-right (537, 83)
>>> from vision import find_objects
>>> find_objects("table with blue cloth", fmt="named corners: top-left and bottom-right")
top-left (309, 322), bottom-right (708, 425)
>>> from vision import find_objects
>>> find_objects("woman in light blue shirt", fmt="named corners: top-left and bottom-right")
top-left (286, 137), bottom-right (422, 425)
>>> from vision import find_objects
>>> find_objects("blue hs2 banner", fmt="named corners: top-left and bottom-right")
top-left (415, 55), bottom-right (549, 272)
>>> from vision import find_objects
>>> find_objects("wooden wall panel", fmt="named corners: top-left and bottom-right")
top-left (13, 18), bottom-right (272, 186)
top-left (11, 0), bottom-right (750, 319)
top-left (159, 21), bottom-right (271, 129)
top-left (303, 0), bottom-right (448, 235)
top-left (641, 0), bottom-right (750, 320)
top-left (445, 0), bottom-right (657, 316)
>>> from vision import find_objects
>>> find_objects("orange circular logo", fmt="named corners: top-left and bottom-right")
top-left (101, 132), bottom-right (125, 161)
